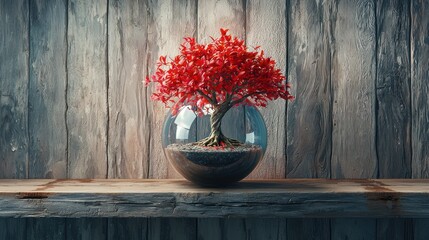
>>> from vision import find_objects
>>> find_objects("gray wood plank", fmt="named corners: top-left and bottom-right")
top-left (147, 0), bottom-right (197, 179)
top-left (329, 0), bottom-right (377, 238)
top-left (376, 0), bottom-right (411, 179)
top-left (108, 218), bottom-right (147, 240)
top-left (331, 218), bottom-right (376, 240)
top-left (0, 0), bottom-right (29, 179)
top-left (376, 219), bottom-right (413, 240)
top-left (411, 0), bottom-right (429, 178)
top-left (246, 0), bottom-right (287, 179)
top-left (1, 179), bottom-right (429, 218)
top-left (66, 218), bottom-right (107, 240)
top-left (376, 0), bottom-right (412, 236)
top-left (411, 0), bottom-right (429, 237)
top-left (287, 0), bottom-right (332, 179)
top-left (286, 0), bottom-right (331, 238)
top-left (287, 219), bottom-right (329, 240)
top-left (148, 218), bottom-right (196, 240)
top-left (330, 0), bottom-right (377, 179)
top-left (29, 0), bottom-right (67, 179)
top-left (0, 218), bottom-right (26, 240)
top-left (67, 0), bottom-right (108, 178)
top-left (108, 0), bottom-right (150, 178)
top-left (27, 218), bottom-right (66, 240)
top-left (198, 218), bottom-right (286, 240)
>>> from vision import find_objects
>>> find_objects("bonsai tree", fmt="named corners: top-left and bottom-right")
top-left (146, 28), bottom-right (293, 147)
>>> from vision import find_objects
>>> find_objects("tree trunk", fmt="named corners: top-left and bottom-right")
top-left (197, 103), bottom-right (241, 147)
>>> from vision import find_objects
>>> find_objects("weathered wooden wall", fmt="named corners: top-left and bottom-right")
top-left (0, 0), bottom-right (428, 239)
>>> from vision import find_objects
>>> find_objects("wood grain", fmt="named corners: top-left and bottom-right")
top-left (66, 218), bottom-right (107, 240)
top-left (198, 218), bottom-right (286, 240)
top-left (67, 0), bottom-right (108, 178)
top-left (287, 0), bottom-right (332, 179)
top-left (29, 0), bottom-right (67, 179)
top-left (148, 218), bottom-right (196, 240)
top-left (246, 0), bottom-right (287, 179)
top-left (376, 0), bottom-right (412, 237)
top-left (1, 179), bottom-right (429, 218)
top-left (330, 0), bottom-right (377, 179)
top-left (108, 218), bottom-right (147, 240)
top-left (411, 0), bottom-right (429, 237)
top-left (376, 0), bottom-right (411, 179)
top-left (286, 0), bottom-right (331, 237)
top-left (108, 0), bottom-right (150, 179)
top-left (330, 0), bottom-right (377, 238)
top-left (147, 0), bottom-right (197, 179)
top-left (27, 218), bottom-right (66, 240)
top-left (411, 0), bottom-right (429, 178)
top-left (0, 218), bottom-right (26, 240)
top-left (0, 0), bottom-right (29, 179)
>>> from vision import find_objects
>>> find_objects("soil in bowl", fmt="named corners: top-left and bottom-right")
top-left (164, 143), bottom-right (263, 186)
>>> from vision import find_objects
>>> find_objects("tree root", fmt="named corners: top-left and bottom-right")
top-left (195, 134), bottom-right (242, 147)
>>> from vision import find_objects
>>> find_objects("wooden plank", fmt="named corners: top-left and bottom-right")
top-left (330, 0), bottom-right (377, 238)
top-left (108, 218), bottom-right (147, 240)
top-left (66, 1), bottom-right (108, 238)
top-left (376, 0), bottom-right (412, 236)
top-left (66, 218), bottom-right (107, 240)
top-left (27, 3), bottom-right (67, 238)
top-left (67, 0), bottom-right (108, 178)
top-left (0, 1), bottom-right (29, 238)
top-left (27, 218), bottom-right (66, 240)
top-left (287, 219), bottom-right (329, 240)
top-left (0, 0), bottom-right (29, 179)
top-left (330, 0), bottom-right (377, 178)
top-left (107, 0), bottom-right (150, 178)
top-left (411, 0), bottom-right (429, 179)
top-left (29, 0), bottom-right (67, 179)
top-left (0, 218), bottom-right (26, 240)
top-left (0, 179), bottom-right (429, 218)
top-left (147, 0), bottom-right (197, 179)
top-left (331, 218), bottom-right (376, 240)
top-left (246, 0), bottom-right (287, 178)
top-left (411, 0), bottom-right (429, 237)
top-left (148, 218), bottom-right (196, 240)
top-left (376, 0), bottom-right (411, 179)
top-left (286, 0), bottom-right (331, 237)
top-left (198, 218), bottom-right (286, 240)
top-left (287, 0), bottom-right (331, 179)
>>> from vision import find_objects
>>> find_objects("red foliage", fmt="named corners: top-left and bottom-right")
top-left (145, 28), bottom-right (293, 116)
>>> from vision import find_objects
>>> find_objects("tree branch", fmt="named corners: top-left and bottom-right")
top-left (197, 90), bottom-right (216, 105)
top-left (230, 91), bottom-right (268, 106)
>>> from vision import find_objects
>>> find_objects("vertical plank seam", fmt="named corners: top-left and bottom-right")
top-left (26, 0), bottom-right (30, 179)
top-left (65, 0), bottom-right (70, 179)
top-left (105, 0), bottom-right (110, 179)
top-left (284, 0), bottom-right (289, 179)
top-left (374, 0), bottom-right (380, 179)
top-left (145, 0), bottom-right (151, 179)
top-left (65, 0), bottom-right (70, 237)
top-left (409, 0), bottom-right (413, 178)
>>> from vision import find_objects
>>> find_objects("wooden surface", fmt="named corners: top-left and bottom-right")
top-left (67, 0), bottom-right (108, 178)
top-left (0, 0), bottom-right (29, 179)
top-left (0, 179), bottom-right (429, 218)
top-left (1, 0), bottom-right (429, 239)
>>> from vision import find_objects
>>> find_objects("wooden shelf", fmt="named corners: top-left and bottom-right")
top-left (0, 179), bottom-right (428, 218)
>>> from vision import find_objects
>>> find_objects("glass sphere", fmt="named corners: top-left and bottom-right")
top-left (162, 105), bottom-right (267, 186)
